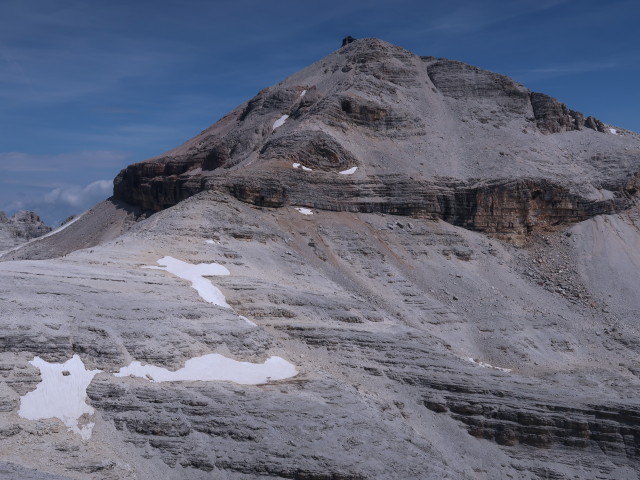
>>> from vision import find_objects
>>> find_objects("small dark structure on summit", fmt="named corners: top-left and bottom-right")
top-left (341, 36), bottom-right (356, 47)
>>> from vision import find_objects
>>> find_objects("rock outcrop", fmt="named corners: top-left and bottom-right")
top-left (0, 211), bottom-right (51, 251)
top-left (112, 38), bottom-right (640, 240)
top-left (529, 92), bottom-right (606, 134)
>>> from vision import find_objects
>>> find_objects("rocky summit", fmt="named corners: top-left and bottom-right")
top-left (1, 38), bottom-right (640, 480)
top-left (0, 211), bottom-right (51, 252)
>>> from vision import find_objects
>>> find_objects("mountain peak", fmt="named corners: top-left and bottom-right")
top-left (113, 38), bottom-right (640, 240)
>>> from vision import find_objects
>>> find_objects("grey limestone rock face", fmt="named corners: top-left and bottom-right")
top-left (1, 192), bottom-right (640, 479)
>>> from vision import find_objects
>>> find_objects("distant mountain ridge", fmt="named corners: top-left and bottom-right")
top-left (0, 210), bottom-right (50, 251)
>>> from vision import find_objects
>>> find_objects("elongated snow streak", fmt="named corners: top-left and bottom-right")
top-left (467, 357), bottom-right (511, 373)
top-left (294, 207), bottom-right (313, 215)
top-left (115, 353), bottom-right (297, 385)
top-left (145, 256), bottom-right (257, 326)
top-left (145, 256), bottom-right (230, 308)
top-left (339, 166), bottom-right (357, 175)
top-left (300, 89), bottom-right (307, 97)
top-left (18, 355), bottom-right (101, 440)
top-left (40, 213), bottom-right (85, 239)
top-left (272, 114), bottom-right (289, 130)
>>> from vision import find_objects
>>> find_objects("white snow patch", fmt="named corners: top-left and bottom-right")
top-left (145, 256), bottom-right (230, 308)
top-left (339, 167), bottom-right (357, 175)
top-left (145, 256), bottom-right (260, 327)
top-left (467, 357), bottom-right (511, 373)
top-left (115, 354), bottom-right (297, 385)
top-left (205, 239), bottom-right (218, 245)
top-left (294, 207), bottom-right (313, 215)
top-left (609, 128), bottom-right (619, 135)
top-left (597, 189), bottom-right (616, 201)
top-left (18, 355), bottom-right (101, 440)
top-left (292, 163), bottom-right (312, 171)
top-left (272, 114), bottom-right (289, 130)
top-left (239, 315), bottom-right (258, 327)
top-left (300, 90), bottom-right (307, 97)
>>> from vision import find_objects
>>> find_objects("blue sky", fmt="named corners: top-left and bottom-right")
top-left (1, 0), bottom-right (638, 225)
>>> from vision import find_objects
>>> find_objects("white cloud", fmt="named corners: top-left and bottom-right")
top-left (0, 199), bottom-right (26, 213)
top-left (0, 149), bottom-right (130, 225)
top-left (44, 180), bottom-right (112, 208)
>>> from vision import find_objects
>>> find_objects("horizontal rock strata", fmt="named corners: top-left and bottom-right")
top-left (113, 168), bottom-right (636, 237)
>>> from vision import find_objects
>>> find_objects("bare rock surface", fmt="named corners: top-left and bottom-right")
top-left (1, 192), bottom-right (640, 479)
top-left (0, 211), bottom-right (51, 252)
top-left (0, 199), bottom-right (145, 262)
top-left (1, 38), bottom-right (639, 479)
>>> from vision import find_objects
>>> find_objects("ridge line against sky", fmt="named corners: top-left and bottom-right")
top-left (1, 0), bottom-right (638, 225)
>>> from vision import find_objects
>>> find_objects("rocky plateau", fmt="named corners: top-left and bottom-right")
top-left (0, 38), bottom-right (639, 479)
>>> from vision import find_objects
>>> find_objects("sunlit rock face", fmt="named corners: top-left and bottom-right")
top-left (2, 38), bottom-right (640, 479)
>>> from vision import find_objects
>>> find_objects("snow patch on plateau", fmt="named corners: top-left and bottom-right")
top-left (18, 355), bottom-right (102, 440)
top-left (609, 128), bottom-right (619, 135)
top-left (145, 256), bottom-right (259, 327)
top-left (115, 354), bottom-right (297, 385)
top-left (145, 256), bottom-right (230, 308)
top-left (294, 207), bottom-right (313, 215)
top-left (339, 167), bottom-right (357, 175)
top-left (273, 114), bottom-right (289, 130)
